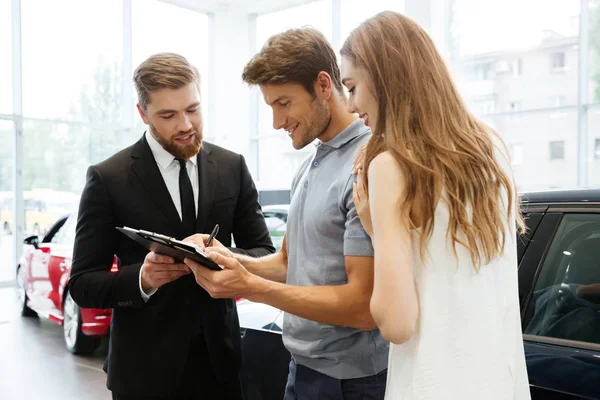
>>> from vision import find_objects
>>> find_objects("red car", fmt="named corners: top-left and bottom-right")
top-left (15, 213), bottom-right (117, 354)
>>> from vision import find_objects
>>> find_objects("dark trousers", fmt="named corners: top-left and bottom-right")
top-left (112, 334), bottom-right (242, 400)
top-left (284, 359), bottom-right (387, 400)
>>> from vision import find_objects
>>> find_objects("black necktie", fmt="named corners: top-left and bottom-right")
top-left (177, 158), bottom-right (197, 237)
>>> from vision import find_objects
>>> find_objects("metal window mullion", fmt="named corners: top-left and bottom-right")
top-left (11, 0), bottom-right (23, 278)
top-left (332, 0), bottom-right (341, 50)
top-left (122, 0), bottom-right (133, 146)
top-left (578, 0), bottom-right (590, 187)
top-left (247, 13), bottom-right (259, 179)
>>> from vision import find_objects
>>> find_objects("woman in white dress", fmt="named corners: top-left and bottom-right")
top-left (339, 11), bottom-right (531, 400)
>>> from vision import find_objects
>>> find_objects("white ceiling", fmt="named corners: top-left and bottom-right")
top-left (160, 0), bottom-right (319, 15)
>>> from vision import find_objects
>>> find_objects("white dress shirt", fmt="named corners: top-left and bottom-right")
top-left (139, 131), bottom-right (200, 301)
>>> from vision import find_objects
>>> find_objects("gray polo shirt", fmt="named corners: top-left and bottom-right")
top-left (283, 118), bottom-right (389, 380)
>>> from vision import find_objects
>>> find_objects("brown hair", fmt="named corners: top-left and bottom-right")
top-left (242, 27), bottom-right (343, 96)
top-left (133, 53), bottom-right (200, 109)
top-left (341, 11), bottom-right (525, 268)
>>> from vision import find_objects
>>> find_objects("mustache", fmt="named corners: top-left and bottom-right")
top-left (172, 130), bottom-right (200, 140)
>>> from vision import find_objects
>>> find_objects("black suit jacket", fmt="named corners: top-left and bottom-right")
top-left (69, 135), bottom-right (274, 396)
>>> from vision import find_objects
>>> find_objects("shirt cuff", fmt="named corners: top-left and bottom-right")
top-left (139, 266), bottom-right (157, 302)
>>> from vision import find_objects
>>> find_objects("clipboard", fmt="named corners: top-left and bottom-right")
top-left (116, 227), bottom-right (222, 271)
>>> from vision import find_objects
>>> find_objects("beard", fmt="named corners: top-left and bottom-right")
top-left (149, 123), bottom-right (203, 160)
top-left (294, 99), bottom-right (331, 150)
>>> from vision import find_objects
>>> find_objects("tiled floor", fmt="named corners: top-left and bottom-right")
top-left (0, 287), bottom-right (111, 400)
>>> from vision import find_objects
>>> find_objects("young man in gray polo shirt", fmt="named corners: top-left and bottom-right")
top-left (184, 28), bottom-right (388, 400)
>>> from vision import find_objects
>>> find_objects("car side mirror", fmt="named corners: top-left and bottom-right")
top-left (24, 235), bottom-right (39, 249)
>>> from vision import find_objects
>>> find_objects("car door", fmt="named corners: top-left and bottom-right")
top-left (518, 206), bottom-right (600, 400)
top-left (238, 300), bottom-right (289, 400)
top-left (47, 214), bottom-right (76, 320)
top-left (27, 216), bottom-right (69, 315)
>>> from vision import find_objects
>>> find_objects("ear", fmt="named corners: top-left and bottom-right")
top-left (315, 71), bottom-right (333, 100)
top-left (137, 104), bottom-right (150, 125)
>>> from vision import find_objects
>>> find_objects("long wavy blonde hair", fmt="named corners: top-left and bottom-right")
top-left (341, 11), bottom-right (525, 268)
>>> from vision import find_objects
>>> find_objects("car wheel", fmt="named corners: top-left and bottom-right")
top-left (63, 291), bottom-right (100, 355)
top-left (16, 266), bottom-right (37, 318)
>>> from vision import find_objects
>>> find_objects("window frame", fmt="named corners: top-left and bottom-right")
top-left (551, 51), bottom-right (566, 71)
top-left (549, 140), bottom-right (565, 160)
top-left (41, 215), bottom-right (69, 243)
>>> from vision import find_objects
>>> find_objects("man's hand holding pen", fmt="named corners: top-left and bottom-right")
top-left (185, 249), bottom-right (260, 300)
top-left (183, 230), bottom-right (264, 300)
top-left (183, 230), bottom-right (234, 259)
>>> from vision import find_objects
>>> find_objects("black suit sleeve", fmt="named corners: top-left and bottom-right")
top-left (229, 155), bottom-right (275, 258)
top-left (69, 166), bottom-right (144, 309)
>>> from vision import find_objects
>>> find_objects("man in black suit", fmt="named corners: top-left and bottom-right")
top-left (69, 52), bottom-right (274, 400)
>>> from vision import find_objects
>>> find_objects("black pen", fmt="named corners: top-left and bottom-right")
top-left (205, 224), bottom-right (220, 247)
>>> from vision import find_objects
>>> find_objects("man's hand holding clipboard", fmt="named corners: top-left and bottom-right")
top-left (117, 227), bottom-right (223, 294)
top-left (140, 252), bottom-right (191, 294)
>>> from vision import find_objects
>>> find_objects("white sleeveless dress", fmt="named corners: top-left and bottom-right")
top-left (384, 146), bottom-right (531, 399)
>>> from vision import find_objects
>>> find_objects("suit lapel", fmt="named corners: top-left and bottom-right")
top-left (130, 135), bottom-right (183, 236)
top-left (196, 144), bottom-right (217, 233)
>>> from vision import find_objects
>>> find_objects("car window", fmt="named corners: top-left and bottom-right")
top-left (60, 214), bottom-right (77, 246)
top-left (523, 213), bottom-right (600, 346)
top-left (40, 216), bottom-right (67, 243)
top-left (50, 215), bottom-right (75, 245)
top-left (50, 220), bottom-right (69, 244)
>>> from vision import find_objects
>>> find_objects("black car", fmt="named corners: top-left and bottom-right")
top-left (239, 189), bottom-right (600, 400)
top-left (518, 189), bottom-right (600, 399)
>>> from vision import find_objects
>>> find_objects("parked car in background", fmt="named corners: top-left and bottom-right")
top-left (15, 213), bottom-right (116, 354)
top-left (238, 190), bottom-right (600, 400)
top-left (13, 203), bottom-right (289, 359)
top-left (262, 204), bottom-right (288, 251)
